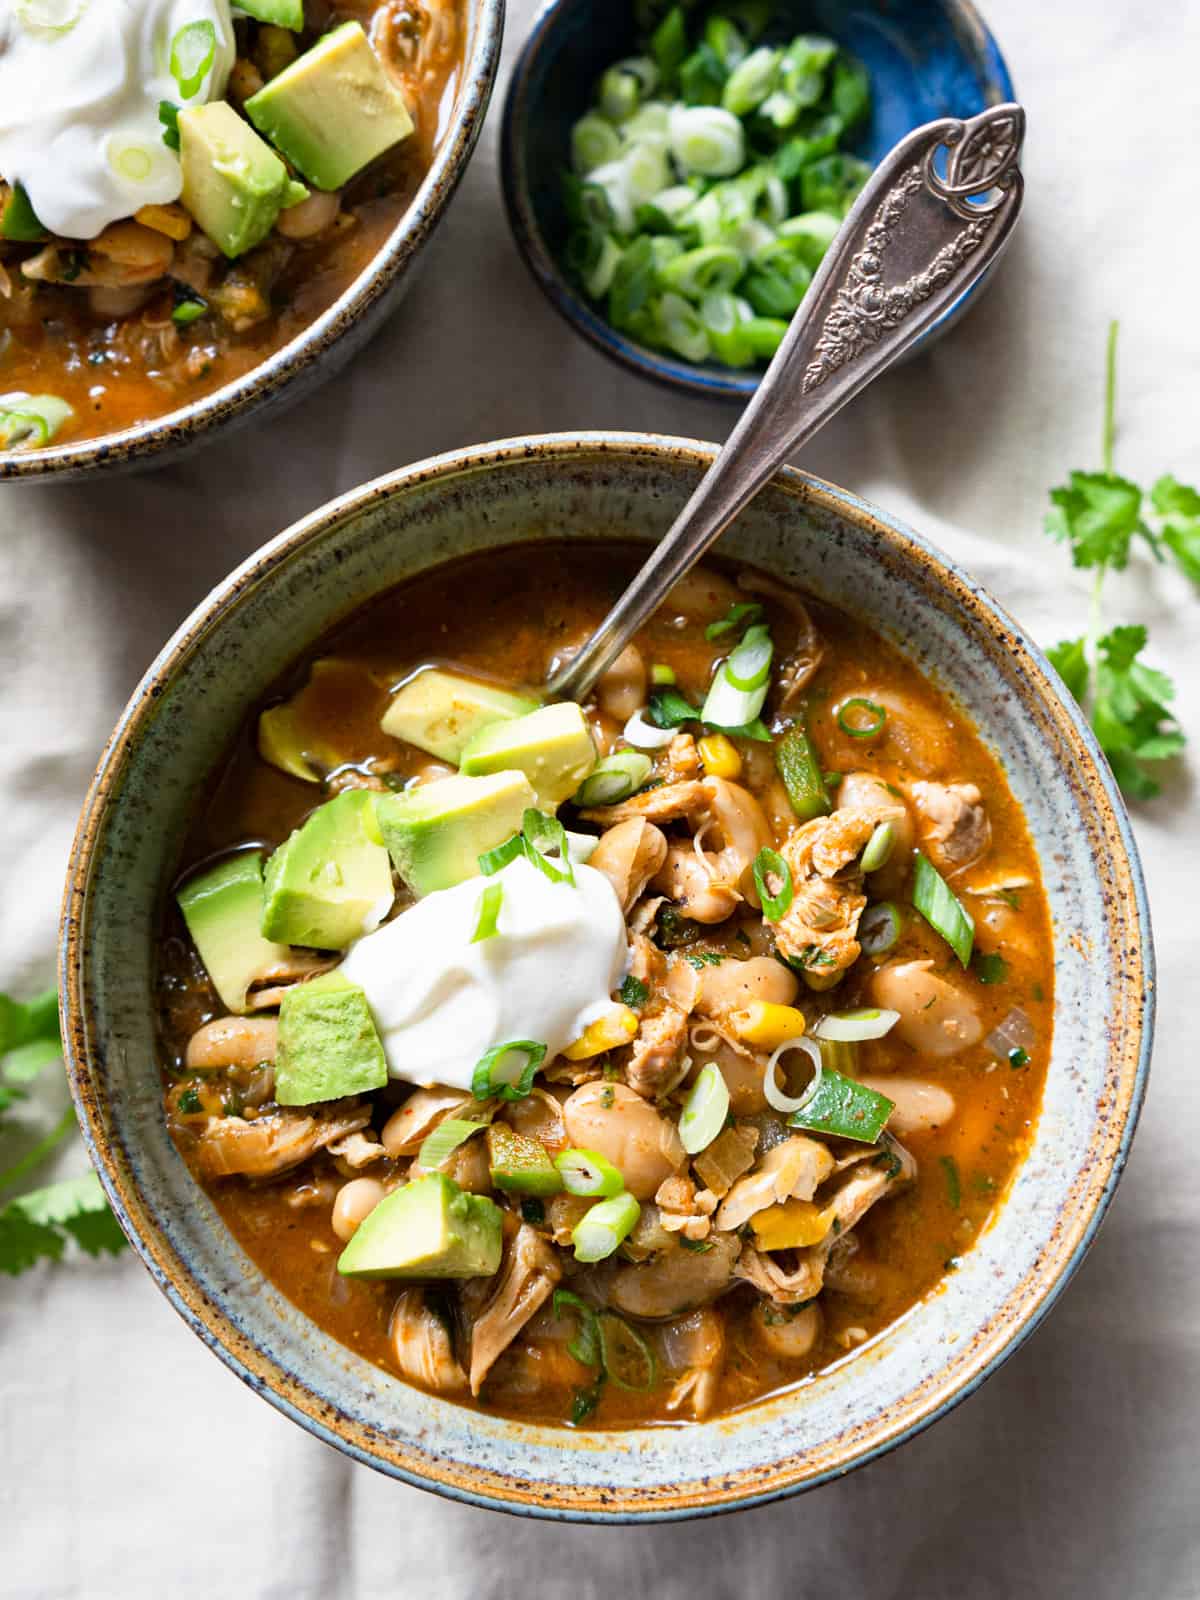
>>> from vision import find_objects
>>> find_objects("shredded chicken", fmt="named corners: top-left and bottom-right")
top-left (909, 781), bottom-right (992, 875)
top-left (193, 1101), bottom-right (369, 1180)
top-left (589, 817), bottom-right (668, 912)
top-left (608, 1231), bottom-right (740, 1319)
top-left (773, 806), bottom-right (886, 988)
top-left (390, 1289), bottom-right (467, 1394)
top-left (662, 1308), bottom-right (725, 1418)
top-left (326, 1130), bottom-right (387, 1170)
top-left (624, 1003), bottom-right (691, 1099)
top-left (662, 732), bottom-right (703, 781)
top-left (579, 779), bottom-right (710, 827)
top-left (655, 1173), bottom-right (717, 1240)
top-left (468, 1224), bottom-right (562, 1395)
top-left (715, 1135), bottom-right (836, 1231)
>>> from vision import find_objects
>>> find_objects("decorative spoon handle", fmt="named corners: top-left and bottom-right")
top-left (547, 102), bottom-right (1026, 702)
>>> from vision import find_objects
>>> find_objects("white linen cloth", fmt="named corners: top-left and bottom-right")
top-left (2, 0), bottom-right (1198, 1593)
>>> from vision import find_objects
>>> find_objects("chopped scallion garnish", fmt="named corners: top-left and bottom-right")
top-left (678, 1060), bottom-right (730, 1154)
top-left (836, 696), bottom-right (887, 738)
top-left (812, 1007), bottom-right (900, 1043)
top-left (860, 820), bottom-right (895, 873)
top-left (555, 1147), bottom-right (626, 1197)
top-left (471, 881), bottom-right (503, 943)
top-left (521, 808), bottom-right (575, 886)
top-left (157, 100), bottom-right (181, 151)
top-left (417, 1117), bottom-right (488, 1170)
top-left (704, 600), bottom-right (763, 641)
top-left (859, 900), bottom-right (902, 957)
top-left (647, 686), bottom-right (701, 729)
top-left (598, 1311), bottom-right (657, 1391)
top-left (471, 1039), bottom-right (547, 1101)
top-left (574, 751), bottom-right (653, 807)
top-left (478, 832), bottom-right (523, 875)
top-left (650, 662), bottom-right (677, 685)
top-left (171, 294), bottom-right (208, 326)
top-left (911, 851), bottom-right (975, 967)
top-left (571, 1192), bottom-right (641, 1262)
top-left (723, 622), bottom-right (773, 690)
top-left (169, 19), bottom-right (217, 101)
top-left (752, 845), bottom-right (793, 921)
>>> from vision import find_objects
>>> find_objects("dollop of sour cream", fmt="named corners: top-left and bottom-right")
top-left (0, 0), bottom-right (236, 239)
top-left (340, 855), bottom-right (629, 1091)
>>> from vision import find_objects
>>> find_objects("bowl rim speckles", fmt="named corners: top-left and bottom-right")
top-left (0, 0), bottom-right (505, 484)
top-left (499, 0), bottom-right (1015, 400)
top-left (60, 433), bottom-right (1153, 1520)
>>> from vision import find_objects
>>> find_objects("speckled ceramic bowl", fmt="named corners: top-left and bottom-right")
top-left (0, 0), bottom-right (504, 484)
top-left (501, 0), bottom-right (1014, 399)
top-left (61, 435), bottom-right (1152, 1519)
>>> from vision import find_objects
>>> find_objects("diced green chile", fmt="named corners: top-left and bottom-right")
top-left (776, 725), bottom-right (831, 819)
top-left (788, 1066), bottom-right (894, 1143)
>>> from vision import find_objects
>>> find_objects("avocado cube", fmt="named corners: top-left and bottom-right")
top-left (261, 789), bottom-right (394, 949)
top-left (381, 669), bottom-right (539, 765)
top-left (177, 851), bottom-right (291, 1015)
top-left (337, 1173), bottom-right (503, 1279)
top-left (235, 0), bottom-right (303, 28)
top-left (459, 703), bottom-right (597, 810)
top-left (179, 101), bottom-right (307, 259)
top-left (245, 21), bottom-right (414, 192)
top-left (0, 182), bottom-right (46, 243)
top-left (375, 771), bottom-right (535, 896)
top-left (275, 971), bottom-right (388, 1106)
top-left (486, 1124), bottom-right (563, 1197)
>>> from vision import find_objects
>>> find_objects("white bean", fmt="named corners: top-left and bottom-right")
top-left (871, 959), bottom-right (983, 1057)
top-left (331, 1177), bottom-right (385, 1242)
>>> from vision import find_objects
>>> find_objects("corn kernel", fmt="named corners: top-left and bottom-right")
top-left (729, 1001), bottom-right (807, 1050)
top-left (697, 733), bottom-right (742, 780)
top-left (751, 1198), bottom-right (833, 1250)
top-left (563, 1004), bottom-right (639, 1060)
top-left (135, 203), bottom-right (192, 241)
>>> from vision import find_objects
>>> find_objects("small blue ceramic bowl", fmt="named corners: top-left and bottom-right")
top-left (501, 0), bottom-right (1014, 399)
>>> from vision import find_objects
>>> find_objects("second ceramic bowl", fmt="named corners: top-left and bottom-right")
top-left (502, 0), bottom-right (1015, 398)
top-left (61, 434), bottom-right (1151, 1519)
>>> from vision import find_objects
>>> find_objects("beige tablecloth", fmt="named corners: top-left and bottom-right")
top-left (2, 0), bottom-right (1198, 1594)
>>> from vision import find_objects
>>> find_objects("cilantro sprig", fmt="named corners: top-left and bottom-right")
top-left (1044, 322), bottom-right (1188, 799)
top-left (0, 986), bottom-right (126, 1276)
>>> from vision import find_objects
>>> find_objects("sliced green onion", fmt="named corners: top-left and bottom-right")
top-left (654, 290), bottom-right (710, 361)
top-left (171, 294), bottom-right (208, 326)
top-left (859, 901), bottom-right (902, 957)
top-left (417, 1117), bottom-right (488, 1169)
top-left (563, 172), bottom-right (616, 231)
top-left (650, 5), bottom-right (688, 83)
top-left (700, 289), bottom-right (754, 367)
top-left (724, 622), bottom-right (773, 690)
top-left (678, 1061), bottom-right (730, 1154)
top-left (555, 1147), bottom-right (625, 1198)
top-left (471, 881), bottom-right (504, 943)
top-left (837, 696), bottom-right (887, 738)
top-left (600, 57), bottom-right (657, 121)
top-left (623, 708), bottom-right (676, 750)
top-left (15, 0), bottom-right (90, 39)
top-left (574, 751), bottom-right (653, 807)
top-left (0, 394), bottom-right (74, 450)
top-left (721, 45), bottom-right (779, 115)
top-left (572, 1192), bottom-right (641, 1262)
top-left (704, 601), bottom-right (764, 642)
top-left (521, 808), bottom-right (576, 886)
top-left (583, 234), bottom-right (623, 299)
top-left (608, 234), bottom-right (656, 327)
top-left (478, 832), bottom-right (523, 875)
top-left (471, 1040), bottom-right (547, 1101)
top-left (565, 829), bottom-right (600, 863)
top-left (553, 1288), bottom-right (602, 1366)
top-left (598, 1311), bottom-right (657, 1391)
top-left (753, 846), bottom-right (793, 921)
top-left (763, 1035), bottom-right (822, 1114)
top-left (912, 851), bottom-right (974, 967)
top-left (788, 1064), bottom-right (894, 1144)
top-left (650, 662), bottom-right (676, 685)
top-left (860, 820), bottom-right (895, 873)
top-left (703, 14), bottom-right (747, 69)
top-left (624, 140), bottom-right (672, 206)
top-left (668, 106), bottom-right (745, 177)
top-left (813, 1007), bottom-right (900, 1043)
top-left (775, 725), bottom-right (830, 820)
top-left (572, 113), bottom-right (622, 173)
top-left (158, 100), bottom-right (181, 151)
top-left (741, 315), bottom-right (787, 360)
top-left (777, 209), bottom-right (841, 266)
top-left (170, 19), bottom-right (217, 100)
top-left (660, 243), bottom-right (743, 299)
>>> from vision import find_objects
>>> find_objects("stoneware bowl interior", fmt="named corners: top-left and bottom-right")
top-left (0, 0), bottom-right (505, 484)
top-left (501, 0), bottom-right (1014, 399)
top-left (62, 435), bottom-right (1151, 1520)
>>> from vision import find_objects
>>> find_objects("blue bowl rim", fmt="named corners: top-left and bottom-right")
top-left (499, 0), bottom-right (1016, 400)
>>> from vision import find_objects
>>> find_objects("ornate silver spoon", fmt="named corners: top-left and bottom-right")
top-left (547, 103), bottom-right (1026, 702)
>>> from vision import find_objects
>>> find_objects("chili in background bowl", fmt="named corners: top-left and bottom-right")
top-left (0, 0), bottom-right (504, 485)
top-left (60, 434), bottom-right (1152, 1518)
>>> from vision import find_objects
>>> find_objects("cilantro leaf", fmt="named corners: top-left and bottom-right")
top-left (1090, 626), bottom-right (1185, 799)
top-left (0, 1173), bottom-right (126, 1275)
top-left (1047, 636), bottom-right (1090, 701)
top-left (1044, 471), bottom-right (1148, 570)
top-left (1152, 474), bottom-right (1200, 584)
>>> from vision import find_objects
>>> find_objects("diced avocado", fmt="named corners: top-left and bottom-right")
top-left (261, 789), bottom-right (394, 949)
top-left (0, 182), bottom-right (46, 242)
top-left (258, 657), bottom-right (389, 785)
top-left (244, 21), bottom-right (414, 192)
top-left (177, 852), bottom-right (290, 1014)
top-left (235, 0), bottom-right (303, 28)
top-left (275, 971), bottom-right (388, 1105)
top-left (459, 703), bottom-right (597, 809)
top-left (337, 1172), bottom-right (503, 1279)
top-left (376, 771), bottom-right (535, 896)
top-left (486, 1124), bottom-right (563, 1197)
top-left (179, 101), bottom-right (307, 260)
top-left (381, 669), bottom-right (539, 764)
